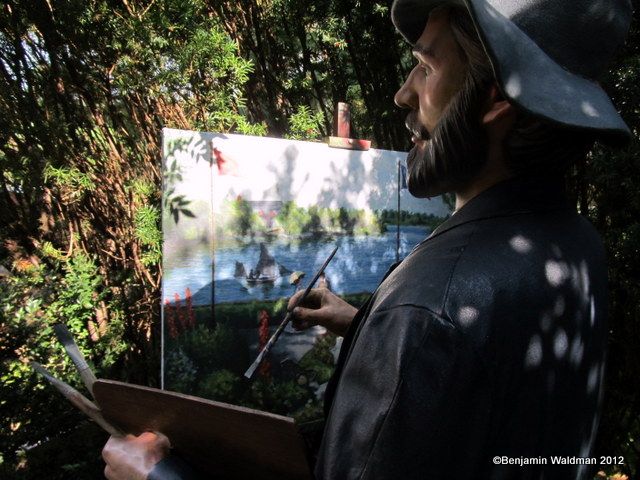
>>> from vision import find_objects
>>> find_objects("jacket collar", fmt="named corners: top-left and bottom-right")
top-left (428, 174), bottom-right (572, 241)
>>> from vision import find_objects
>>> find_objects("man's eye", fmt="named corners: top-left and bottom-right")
top-left (420, 65), bottom-right (430, 77)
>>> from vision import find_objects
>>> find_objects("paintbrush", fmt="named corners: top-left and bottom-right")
top-left (53, 323), bottom-right (97, 394)
top-left (244, 245), bottom-right (339, 379)
top-left (30, 361), bottom-right (122, 437)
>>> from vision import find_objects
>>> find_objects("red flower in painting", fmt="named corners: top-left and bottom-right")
top-left (174, 292), bottom-right (186, 333)
top-left (185, 287), bottom-right (195, 328)
top-left (258, 310), bottom-right (271, 378)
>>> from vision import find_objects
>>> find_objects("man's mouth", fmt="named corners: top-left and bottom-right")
top-left (405, 112), bottom-right (429, 145)
top-left (411, 135), bottom-right (425, 145)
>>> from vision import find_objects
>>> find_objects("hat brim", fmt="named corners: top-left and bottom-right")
top-left (391, 0), bottom-right (631, 143)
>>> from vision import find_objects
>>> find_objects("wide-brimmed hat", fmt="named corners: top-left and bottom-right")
top-left (391, 0), bottom-right (633, 142)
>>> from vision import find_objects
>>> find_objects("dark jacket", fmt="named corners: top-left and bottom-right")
top-left (316, 175), bottom-right (608, 480)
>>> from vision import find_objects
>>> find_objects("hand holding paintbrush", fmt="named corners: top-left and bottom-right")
top-left (244, 246), bottom-right (340, 379)
top-left (287, 285), bottom-right (358, 337)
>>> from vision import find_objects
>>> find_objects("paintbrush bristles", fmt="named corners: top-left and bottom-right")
top-left (53, 324), bottom-right (97, 393)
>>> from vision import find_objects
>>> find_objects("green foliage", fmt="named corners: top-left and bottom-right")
top-left (247, 378), bottom-right (311, 416)
top-left (165, 321), bottom-right (313, 415)
top-left (176, 324), bottom-right (246, 375)
top-left (286, 105), bottom-right (325, 141)
top-left (134, 205), bottom-right (162, 266)
top-left (129, 2), bottom-right (267, 135)
top-left (211, 300), bottom-right (287, 330)
top-left (275, 201), bottom-right (383, 236)
top-left (0, 422), bottom-right (109, 480)
top-left (298, 333), bottom-right (338, 384)
top-left (164, 347), bottom-right (197, 393)
top-left (375, 209), bottom-right (446, 231)
top-left (218, 199), bottom-right (385, 238)
top-left (43, 166), bottom-right (96, 202)
top-left (275, 202), bottom-right (311, 235)
top-left (198, 369), bottom-right (242, 404)
top-left (294, 400), bottom-right (325, 425)
top-left (226, 197), bottom-right (265, 237)
top-left (0, 253), bottom-right (126, 472)
top-left (163, 142), bottom-right (196, 225)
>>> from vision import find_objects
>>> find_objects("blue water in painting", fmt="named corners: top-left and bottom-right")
top-left (163, 225), bottom-right (430, 305)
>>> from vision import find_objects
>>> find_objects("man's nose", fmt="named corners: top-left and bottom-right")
top-left (394, 68), bottom-right (417, 109)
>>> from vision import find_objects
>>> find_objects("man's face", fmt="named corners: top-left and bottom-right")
top-left (394, 9), bottom-right (479, 197)
top-left (395, 9), bottom-right (467, 140)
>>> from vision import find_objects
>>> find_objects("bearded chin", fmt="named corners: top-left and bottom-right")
top-left (406, 140), bottom-right (455, 198)
top-left (405, 76), bottom-right (490, 199)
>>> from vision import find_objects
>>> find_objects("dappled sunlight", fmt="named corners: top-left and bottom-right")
top-left (456, 305), bottom-right (479, 327)
top-left (581, 100), bottom-right (600, 118)
top-left (443, 220), bottom-right (607, 447)
top-left (525, 334), bottom-right (543, 369)
top-left (473, 0), bottom-right (630, 132)
top-left (493, 237), bottom-right (607, 450)
top-left (545, 259), bottom-right (570, 287)
top-left (570, 335), bottom-right (586, 367)
top-left (509, 234), bottom-right (532, 253)
top-left (505, 73), bottom-right (522, 98)
top-left (580, 260), bottom-right (591, 306)
top-left (522, 252), bottom-right (597, 370)
top-left (162, 129), bottom-right (453, 307)
top-left (553, 327), bottom-right (569, 359)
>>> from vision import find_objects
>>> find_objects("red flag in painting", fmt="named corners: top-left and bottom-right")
top-left (212, 146), bottom-right (239, 175)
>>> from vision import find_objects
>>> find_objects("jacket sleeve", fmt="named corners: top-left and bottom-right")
top-left (147, 454), bottom-right (206, 480)
top-left (315, 305), bottom-right (492, 480)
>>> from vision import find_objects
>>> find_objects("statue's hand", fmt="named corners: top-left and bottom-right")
top-left (103, 431), bottom-right (170, 480)
top-left (288, 288), bottom-right (358, 337)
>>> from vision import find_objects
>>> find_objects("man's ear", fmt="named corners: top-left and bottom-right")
top-left (481, 84), bottom-right (516, 127)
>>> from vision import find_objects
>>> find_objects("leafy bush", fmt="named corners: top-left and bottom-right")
top-left (0, 253), bottom-right (126, 472)
top-left (286, 105), bottom-right (325, 141)
top-left (247, 378), bottom-right (310, 416)
top-left (298, 333), bottom-right (338, 385)
top-left (169, 324), bottom-right (250, 381)
top-left (164, 348), bottom-right (197, 393)
top-left (197, 369), bottom-right (242, 403)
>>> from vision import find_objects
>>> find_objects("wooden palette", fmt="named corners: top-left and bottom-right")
top-left (93, 379), bottom-right (312, 480)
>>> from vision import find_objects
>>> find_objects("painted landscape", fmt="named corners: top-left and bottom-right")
top-left (161, 128), bottom-right (451, 420)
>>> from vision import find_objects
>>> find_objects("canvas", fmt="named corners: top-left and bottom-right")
top-left (161, 128), bottom-right (451, 419)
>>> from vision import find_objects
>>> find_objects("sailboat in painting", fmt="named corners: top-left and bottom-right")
top-left (234, 243), bottom-right (291, 285)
